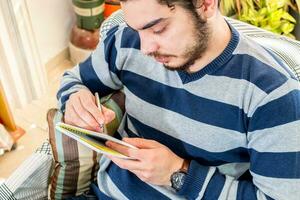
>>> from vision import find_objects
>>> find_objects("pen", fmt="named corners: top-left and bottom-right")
top-left (95, 92), bottom-right (108, 134)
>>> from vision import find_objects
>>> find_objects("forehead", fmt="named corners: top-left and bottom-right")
top-left (121, 0), bottom-right (173, 30)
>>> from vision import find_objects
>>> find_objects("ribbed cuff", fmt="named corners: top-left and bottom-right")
top-left (177, 160), bottom-right (209, 199)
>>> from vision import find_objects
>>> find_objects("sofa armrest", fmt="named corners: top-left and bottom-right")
top-left (226, 17), bottom-right (300, 81)
top-left (0, 141), bottom-right (53, 200)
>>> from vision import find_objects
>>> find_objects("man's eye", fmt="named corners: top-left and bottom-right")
top-left (153, 27), bottom-right (165, 34)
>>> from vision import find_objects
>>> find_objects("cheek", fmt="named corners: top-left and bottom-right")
top-left (163, 27), bottom-right (195, 54)
top-left (158, 32), bottom-right (184, 54)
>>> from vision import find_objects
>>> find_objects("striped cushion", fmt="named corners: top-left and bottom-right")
top-left (0, 141), bottom-right (53, 200)
top-left (48, 91), bottom-right (125, 199)
top-left (0, 182), bottom-right (17, 200)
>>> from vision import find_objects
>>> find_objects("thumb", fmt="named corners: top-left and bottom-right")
top-left (122, 138), bottom-right (159, 149)
top-left (102, 106), bottom-right (116, 124)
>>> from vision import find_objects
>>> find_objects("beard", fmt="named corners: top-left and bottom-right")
top-left (149, 11), bottom-right (210, 72)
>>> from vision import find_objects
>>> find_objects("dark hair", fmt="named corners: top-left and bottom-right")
top-left (120, 0), bottom-right (196, 9)
top-left (119, 0), bottom-right (219, 12)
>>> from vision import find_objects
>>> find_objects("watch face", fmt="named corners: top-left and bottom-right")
top-left (171, 172), bottom-right (186, 191)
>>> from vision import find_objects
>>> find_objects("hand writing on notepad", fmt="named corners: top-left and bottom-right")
top-left (64, 89), bottom-right (115, 132)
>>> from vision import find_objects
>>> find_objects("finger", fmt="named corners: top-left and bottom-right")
top-left (65, 102), bottom-right (81, 125)
top-left (108, 156), bottom-right (142, 171)
top-left (106, 141), bottom-right (147, 161)
top-left (65, 103), bottom-right (95, 130)
top-left (102, 106), bottom-right (116, 124)
top-left (122, 138), bottom-right (160, 149)
top-left (106, 141), bottom-right (132, 157)
top-left (80, 94), bottom-right (105, 125)
top-left (64, 101), bottom-right (75, 123)
top-left (71, 97), bottom-right (100, 131)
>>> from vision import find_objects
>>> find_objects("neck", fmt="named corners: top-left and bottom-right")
top-left (187, 15), bottom-right (232, 73)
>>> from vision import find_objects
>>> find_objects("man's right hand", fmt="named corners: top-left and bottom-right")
top-left (64, 89), bottom-right (116, 132)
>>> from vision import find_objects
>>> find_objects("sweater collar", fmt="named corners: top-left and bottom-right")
top-left (177, 23), bottom-right (240, 84)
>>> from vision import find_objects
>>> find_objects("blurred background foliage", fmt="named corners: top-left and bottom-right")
top-left (220, 0), bottom-right (300, 38)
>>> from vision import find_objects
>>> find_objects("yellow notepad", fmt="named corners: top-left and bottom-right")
top-left (55, 122), bottom-right (137, 159)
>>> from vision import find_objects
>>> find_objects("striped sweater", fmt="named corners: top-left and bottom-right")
top-left (57, 23), bottom-right (300, 200)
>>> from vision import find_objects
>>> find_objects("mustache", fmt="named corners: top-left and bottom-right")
top-left (148, 52), bottom-right (175, 58)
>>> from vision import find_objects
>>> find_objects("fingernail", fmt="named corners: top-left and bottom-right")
top-left (95, 126), bottom-right (101, 132)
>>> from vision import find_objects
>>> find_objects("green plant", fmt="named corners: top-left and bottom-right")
top-left (220, 0), bottom-right (300, 38)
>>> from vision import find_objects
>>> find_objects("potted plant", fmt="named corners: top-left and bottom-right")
top-left (73, 0), bottom-right (105, 31)
top-left (220, 0), bottom-right (300, 39)
top-left (69, 0), bottom-right (105, 64)
top-left (289, 0), bottom-right (300, 39)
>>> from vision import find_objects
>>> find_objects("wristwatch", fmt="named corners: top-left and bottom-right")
top-left (170, 159), bottom-right (190, 191)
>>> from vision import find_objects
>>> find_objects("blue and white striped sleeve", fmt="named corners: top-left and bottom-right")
top-left (177, 78), bottom-right (300, 200)
top-left (57, 25), bottom-right (125, 112)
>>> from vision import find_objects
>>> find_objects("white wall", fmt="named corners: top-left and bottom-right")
top-left (25, 0), bottom-right (75, 65)
top-left (0, 0), bottom-right (49, 108)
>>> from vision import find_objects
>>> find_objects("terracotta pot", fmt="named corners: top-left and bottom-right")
top-left (70, 25), bottom-right (100, 50)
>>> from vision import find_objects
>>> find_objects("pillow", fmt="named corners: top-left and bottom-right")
top-left (0, 141), bottom-right (53, 200)
top-left (48, 91), bottom-right (125, 199)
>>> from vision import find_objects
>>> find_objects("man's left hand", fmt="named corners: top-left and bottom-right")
top-left (106, 138), bottom-right (184, 186)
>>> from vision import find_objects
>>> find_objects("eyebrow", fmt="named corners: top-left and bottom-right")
top-left (140, 18), bottom-right (166, 30)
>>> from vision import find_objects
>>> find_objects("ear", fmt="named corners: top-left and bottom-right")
top-left (194, 0), bottom-right (218, 18)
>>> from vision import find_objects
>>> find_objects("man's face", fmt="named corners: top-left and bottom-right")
top-left (122, 0), bottom-right (210, 71)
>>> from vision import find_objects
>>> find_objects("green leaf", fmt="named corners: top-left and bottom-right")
top-left (226, 0), bottom-right (296, 36)
top-left (281, 12), bottom-right (297, 23)
top-left (267, 0), bottom-right (286, 10)
top-left (285, 33), bottom-right (296, 39)
top-left (258, 7), bottom-right (268, 16)
top-left (281, 21), bottom-right (295, 34)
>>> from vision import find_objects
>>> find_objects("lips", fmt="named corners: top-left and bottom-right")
top-left (154, 55), bottom-right (170, 63)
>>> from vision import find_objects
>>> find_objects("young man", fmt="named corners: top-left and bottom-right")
top-left (58, 0), bottom-right (300, 199)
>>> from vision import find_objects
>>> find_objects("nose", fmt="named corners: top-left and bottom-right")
top-left (139, 31), bottom-right (159, 55)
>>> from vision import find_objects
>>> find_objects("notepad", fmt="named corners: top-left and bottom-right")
top-left (55, 122), bottom-right (137, 159)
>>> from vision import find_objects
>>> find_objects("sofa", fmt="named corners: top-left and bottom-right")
top-left (0, 10), bottom-right (299, 200)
